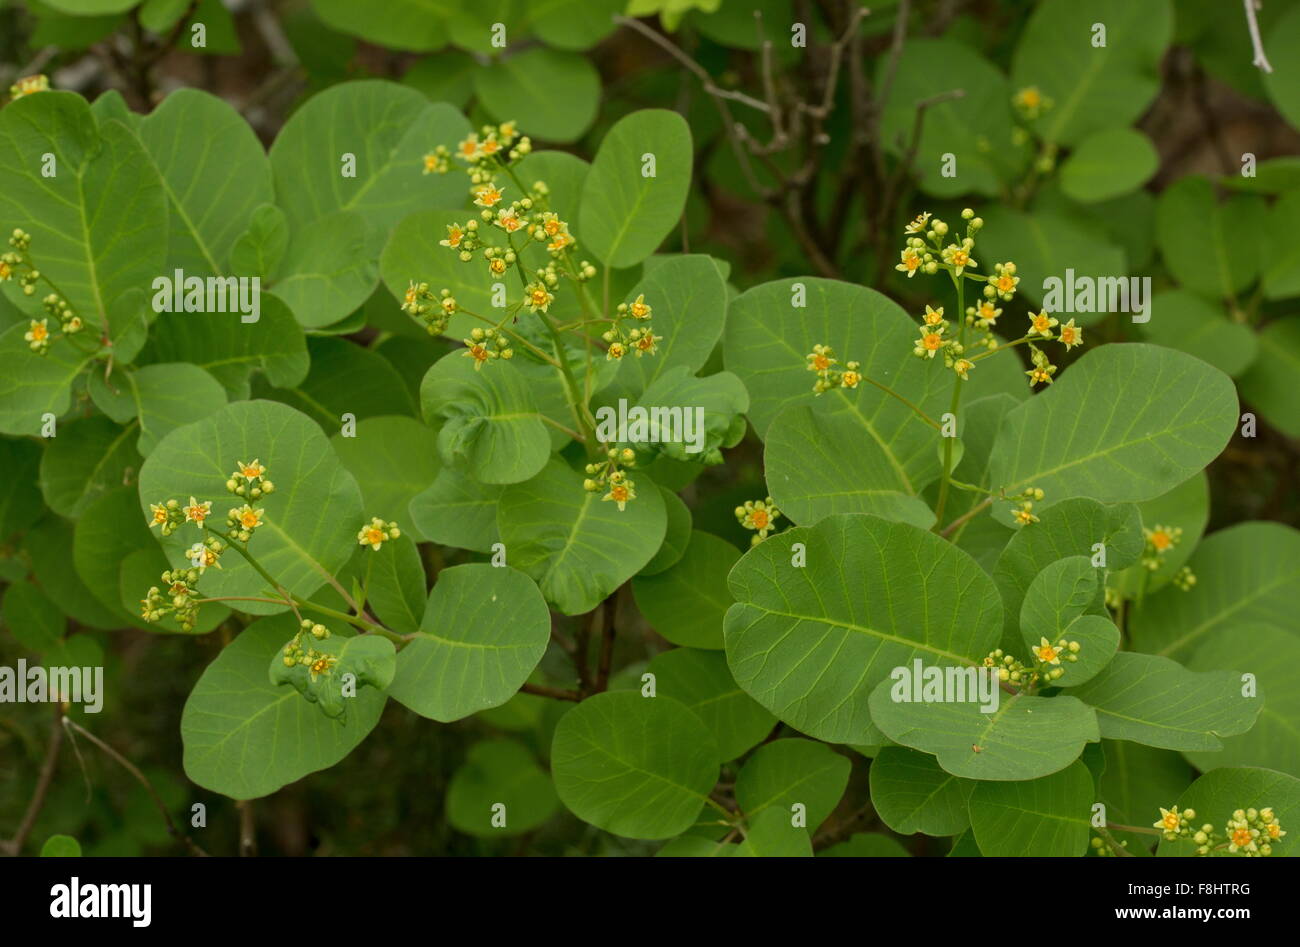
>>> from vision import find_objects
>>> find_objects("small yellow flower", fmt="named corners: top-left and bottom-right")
top-left (309, 654), bottom-right (338, 683)
top-left (474, 184), bottom-right (503, 208)
top-left (1034, 637), bottom-right (1063, 665)
top-left (237, 459), bottom-right (266, 480)
top-left (1154, 807), bottom-right (1182, 833)
top-left (953, 358), bottom-right (974, 380)
top-left (1026, 365), bottom-right (1055, 387)
top-left (183, 496), bottom-right (212, 525)
top-left (897, 248), bottom-right (923, 278)
top-left (498, 121), bottom-right (518, 141)
top-left (807, 344), bottom-right (836, 372)
top-left (456, 134), bottom-right (481, 161)
top-left (440, 224), bottom-right (464, 249)
top-left (606, 342), bottom-right (626, 360)
top-left (1012, 502), bottom-right (1039, 526)
top-left (10, 74), bottom-right (50, 99)
top-left (547, 230), bottom-right (573, 252)
top-left (974, 301), bottom-right (1001, 327)
top-left (496, 207), bottom-right (523, 233)
top-left (1145, 524), bottom-right (1180, 552)
top-left (629, 294), bottom-right (652, 319)
top-left (1058, 318), bottom-right (1083, 350)
top-left (841, 368), bottom-right (861, 388)
top-left (0, 260), bottom-right (10, 281)
top-left (634, 331), bottom-right (658, 357)
top-left (922, 304), bottom-right (945, 326)
top-left (603, 482), bottom-right (635, 511)
top-left (24, 318), bottom-right (48, 344)
top-left (1028, 310), bottom-right (1059, 338)
top-left (237, 506), bottom-right (263, 530)
top-left (941, 243), bottom-right (975, 275)
top-left (150, 503), bottom-right (169, 527)
top-left (915, 329), bottom-right (947, 358)
top-left (904, 212), bottom-right (931, 234)
top-left (465, 342), bottom-right (492, 369)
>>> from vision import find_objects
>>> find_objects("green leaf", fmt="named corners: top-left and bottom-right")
top-left (1155, 176), bottom-right (1268, 299)
top-left (1262, 189), bottom-right (1300, 300)
top-left (310, 0), bottom-right (453, 51)
top-left (1060, 127), bottom-right (1158, 203)
top-left (551, 690), bottom-right (719, 839)
top-left (387, 563), bottom-right (550, 721)
top-left (976, 210), bottom-right (1126, 321)
top-left (25, 515), bottom-right (122, 629)
top-left (39, 415), bottom-right (141, 518)
top-left (733, 806), bottom-right (813, 857)
top-left (0, 436), bottom-right (45, 538)
top-left (599, 255), bottom-right (729, 402)
top-left (732, 736), bottom-right (850, 833)
top-left (269, 80), bottom-right (470, 233)
top-left (139, 291), bottom-right (308, 400)
top-left (356, 533), bottom-right (426, 634)
top-left (419, 352), bottom-right (551, 485)
top-left (497, 459), bottom-right (667, 615)
top-left (642, 647), bottom-right (776, 762)
top-left (1019, 556), bottom-right (1119, 687)
top-left (103, 363), bottom-right (229, 456)
top-left (579, 109), bottom-right (692, 268)
top-left (1239, 316), bottom-right (1300, 438)
top-left (992, 497), bottom-right (1141, 644)
top-left (446, 739), bottom-right (559, 837)
top-left (1263, 4), bottom-right (1300, 135)
top-left (639, 484), bottom-right (691, 575)
top-left (1186, 624), bottom-right (1300, 779)
top-left (181, 613), bottom-right (386, 799)
top-left (0, 92), bottom-right (168, 331)
top-left (1111, 471), bottom-right (1209, 598)
top-left (474, 48), bottom-right (599, 143)
top-left (1011, 0), bottom-right (1172, 146)
top-left (988, 344), bottom-right (1238, 503)
top-left (407, 467), bottom-right (502, 553)
top-left (271, 211), bottom-right (382, 329)
top-left (138, 400), bottom-right (364, 614)
top-left (528, 0), bottom-right (622, 49)
top-left (2, 581), bottom-right (65, 652)
top-left (0, 323), bottom-right (92, 436)
top-left (403, 51), bottom-right (478, 109)
top-left (1070, 652), bottom-right (1261, 752)
top-left (1157, 767), bottom-right (1300, 857)
top-left (724, 514), bottom-right (1002, 745)
top-left (137, 89), bottom-right (273, 276)
top-left (331, 416), bottom-right (440, 543)
top-left (1139, 290), bottom-right (1258, 379)
top-left (261, 336), bottom-right (415, 430)
top-left (868, 683), bottom-right (1099, 781)
top-left (877, 38), bottom-right (1014, 198)
top-left (967, 761), bottom-right (1092, 856)
top-left (868, 746), bottom-right (971, 837)
top-left (1129, 522), bottom-right (1300, 660)
top-left (118, 545), bottom-right (231, 635)
top-left (764, 405), bottom-right (937, 529)
top-left (633, 531), bottom-right (739, 649)
top-left (229, 204), bottom-right (289, 281)
top-left (269, 630), bottom-right (396, 721)
top-left (1100, 741), bottom-right (1192, 843)
top-left (39, 835), bottom-right (81, 857)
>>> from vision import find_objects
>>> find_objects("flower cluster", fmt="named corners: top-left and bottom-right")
top-left (282, 619), bottom-right (339, 683)
top-left (805, 344), bottom-right (862, 395)
top-left (583, 447), bottom-right (638, 511)
top-left (735, 498), bottom-right (781, 546)
top-left (140, 566), bottom-right (203, 631)
top-left (982, 633), bottom-right (1080, 687)
top-left (1155, 805), bottom-right (1285, 857)
top-left (402, 282), bottom-right (457, 336)
top-left (9, 74), bottom-right (49, 101)
top-left (603, 293), bottom-right (658, 361)
top-left (2, 231), bottom-right (84, 355)
top-left (462, 326), bottom-right (514, 369)
top-left (1140, 524), bottom-right (1182, 570)
top-left (358, 517), bottom-right (401, 551)
top-left (1009, 486), bottom-right (1045, 526)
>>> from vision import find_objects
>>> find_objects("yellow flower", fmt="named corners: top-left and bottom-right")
top-left (915, 329), bottom-right (947, 358)
top-left (1058, 318), bottom-right (1083, 350)
top-left (0, 260), bottom-right (10, 281)
top-left (473, 184), bottom-right (503, 208)
top-left (237, 506), bottom-right (263, 530)
top-left (547, 230), bottom-right (573, 252)
top-left (1034, 637), bottom-right (1063, 664)
top-left (941, 243), bottom-right (975, 275)
top-left (634, 331), bottom-right (658, 357)
top-left (237, 459), bottom-right (266, 480)
top-left (896, 248), bottom-right (923, 278)
top-left (150, 503), bottom-right (169, 527)
top-left (841, 369), bottom-right (861, 388)
top-left (603, 482), bottom-right (635, 511)
top-left (904, 212), bottom-right (931, 234)
top-left (922, 304), bottom-right (945, 326)
top-left (497, 207), bottom-right (523, 233)
top-left (10, 74), bottom-right (49, 99)
top-left (1012, 502), bottom-right (1039, 525)
top-left (1026, 365), bottom-right (1055, 387)
top-left (525, 282), bottom-right (554, 313)
top-left (440, 223), bottom-right (464, 249)
top-left (606, 342), bottom-right (626, 360)
top-left (24, 318), bottom-right (49, 350)
top-left (974, 301), bottom-right (1001, 327)
top-left (361, 524), bottom-right (386, 550)
top-left (806, 344), bottom-right (836, 372)
top-left (456, 134), bottom-right (481, 161)
top-left (953, 358), bottom-right (973, 380)
top-left (1028, 310), bottom-right (1059, 338)
top-left (1154, 807), bottom-right (1183, 833)
top-left (183, 496), bottom-right (212, 525)
top-left (498, 120), bottom-right (518, 141)
top-left (465, 342), bottom-right (492, 369)
top-left (309, 654), bottom-right (338, 683)
top-left (629, 294), bottom-right (652, 319)
top-left (1145, 524), bottom-right (1180, 552)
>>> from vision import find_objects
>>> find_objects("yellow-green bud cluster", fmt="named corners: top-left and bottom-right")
top-left (735, 498), bottom-right (781, 546)
top-left (462, 326), bottom-right (513, 370)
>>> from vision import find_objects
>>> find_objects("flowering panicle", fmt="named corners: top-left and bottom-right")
top-left (140, 566), bottom-right (204, 631)
top-left (281, 619), bottom-right (337, 683)
top-left (583, 447), bottom-right (638, 512)
top-left (981, 632), bottom-right (1079, 688)
top-left (805, 344), bottom-right (862, 394)
top-left (2, 231), bottom-right (85, 355)
top-left (358, 517), bottom-right (401, 551)
top-left (462, 326), bottom-right (513, 369)
top-left (735, 498), bottom-right (781, 546)
top-left (1155, 805), bottom-right (1285, 857)
top-left (602, 293), bottom-right (659, 361)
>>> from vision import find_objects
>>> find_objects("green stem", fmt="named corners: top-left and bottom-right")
top-left (933, 271), bottom-right (967, 531)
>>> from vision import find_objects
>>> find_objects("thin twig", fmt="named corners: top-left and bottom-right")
top-left (238, 800), bottom-right (257, 856)
top-left (1, 704), bottom-right (64, 856)
top-left (594, 601), bottom-right (614, 693)
top-left (1243, 0), bottom-right (1274, 73)
top-left (62, 717), bottom-right (210, 856)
